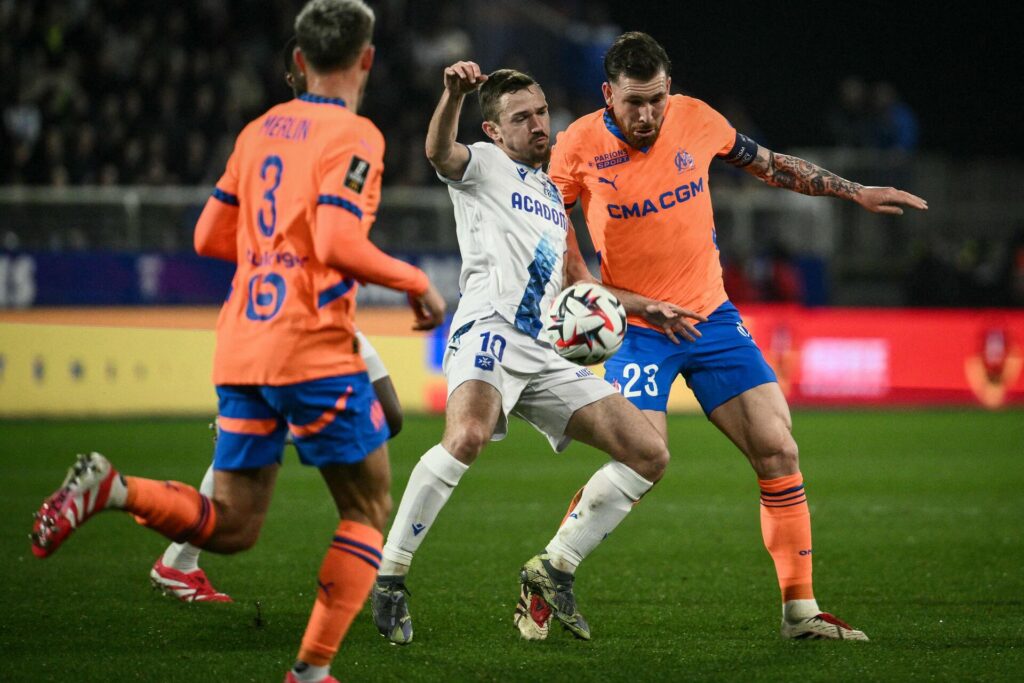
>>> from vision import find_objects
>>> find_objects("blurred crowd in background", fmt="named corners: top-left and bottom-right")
top-left (1, 0), bottom-right (922, 188)
top-left (1, 0), bottom-right (1020, 308)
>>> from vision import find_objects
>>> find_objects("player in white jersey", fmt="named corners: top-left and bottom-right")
top-left (151, 331), bottom-right (403, 602)
top-left (369, 62), bottom-right (673, 644)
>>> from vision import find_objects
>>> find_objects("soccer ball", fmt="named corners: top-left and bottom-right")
top-left (545, 283), bottom-right (627, 365)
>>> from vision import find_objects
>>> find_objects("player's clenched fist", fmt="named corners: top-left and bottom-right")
top-left (409, 283), bottom-right (447, 331)
top-left (444, 61), bottom-right (488, 95)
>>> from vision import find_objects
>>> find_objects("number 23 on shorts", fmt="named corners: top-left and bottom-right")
top-left (620, 362), bottom-right (659, 398)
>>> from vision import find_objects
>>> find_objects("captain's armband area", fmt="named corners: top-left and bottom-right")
top-left (720, 132), bottom-right (759, 167)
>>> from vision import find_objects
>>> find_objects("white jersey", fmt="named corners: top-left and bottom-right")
top-left (439, 142), bottom-right (569, 339)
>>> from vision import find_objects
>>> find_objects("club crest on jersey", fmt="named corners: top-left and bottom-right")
top-left (541, 178), bottom-right (562, 205)
top-left (675, 149), bottom-right (695, 173)
top-left (593, 149), bottom-right (629, 169)
top-left (474, 354), bottom-right (495, 371)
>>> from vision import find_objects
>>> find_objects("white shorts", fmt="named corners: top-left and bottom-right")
top-left (443, 314), bottom-right (616, 452)
top-left (356, 330), bottom-right (389, 383)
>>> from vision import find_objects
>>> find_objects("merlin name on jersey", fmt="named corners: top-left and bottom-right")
top-left (260, 115), bottom-right (311, 141)
top-left (606, 177), bottom-right (705, 219)
top-left (511, 192), bottom-right (568, 230)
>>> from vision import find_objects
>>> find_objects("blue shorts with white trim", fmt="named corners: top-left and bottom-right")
top-left (602, 301), bottom-right (777, 416)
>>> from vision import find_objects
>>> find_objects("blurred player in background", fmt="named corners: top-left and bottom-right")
top-left (369, 60), bottom-right (687, 645)
top-left (30, 2), bottom-right (445, 681)
top-left (149, 34), bottom-right (406, 605)
top-left (551, 31), bottom-right (928, 641)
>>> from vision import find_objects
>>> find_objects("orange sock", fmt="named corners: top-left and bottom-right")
top-left (560, 487), bottom-right (585, 526)
top-left (559, 484), bottom-right (643, 528)
top-left (123, 477), bottom-right (216, 546)
top-left (298, 520), bottom-right (383, 667)
top-left (758, 472), bottom-right (815, 602)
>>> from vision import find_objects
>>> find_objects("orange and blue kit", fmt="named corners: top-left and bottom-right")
top-left (197, 93), bottom-right (404, 467)
top-left (549, 95), bottom-right (775, 414)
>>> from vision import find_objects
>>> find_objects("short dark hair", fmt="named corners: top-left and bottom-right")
top-left (479, 69), bottom-right (538, 123)
top-left (604, 31), bottom-right (672, 83)
top-left (294, 0), bottom-right (374, 72)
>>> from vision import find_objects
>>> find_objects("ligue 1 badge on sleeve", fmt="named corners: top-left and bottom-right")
top-left (345, 156), bottom-right (370, 193)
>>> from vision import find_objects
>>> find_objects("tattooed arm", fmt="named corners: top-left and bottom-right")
top-left (733, 142), bottom-right (928, 215)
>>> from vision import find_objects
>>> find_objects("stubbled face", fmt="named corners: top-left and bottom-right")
top-left (488, 86), bottom-right (551, 167)
top-left (603, 71), bottom-right (671, 148)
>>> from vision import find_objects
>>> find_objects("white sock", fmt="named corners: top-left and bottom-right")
top-left (545, 462), bottom-right (653, 573)
top-left (160, 463), bottom-right (216, 572)
top-left (783, 598), bottom-right (821, 622)
top-left (290, 662), bottom-right (330, 683)
top-left (379, 444), bottom-right (469, 576)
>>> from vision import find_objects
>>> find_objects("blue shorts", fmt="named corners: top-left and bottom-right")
top-left (603, 301), bottom-right (777, 416)
top-left (213, 373), bottom-right (389, 471)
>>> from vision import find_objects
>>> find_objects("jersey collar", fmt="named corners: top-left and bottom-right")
top-left (603, 108), bottom-right (649, 154)
top-left (298, 92), bottom-right (347, 108)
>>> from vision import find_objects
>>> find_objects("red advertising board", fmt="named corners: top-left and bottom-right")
top-left (741, 306), bottom-right (1024, 408)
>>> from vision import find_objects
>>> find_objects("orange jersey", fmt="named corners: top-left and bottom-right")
top-left (549, 95), bottom-right (737, 330)
top-left (208, 94), bottom-right (385, 385)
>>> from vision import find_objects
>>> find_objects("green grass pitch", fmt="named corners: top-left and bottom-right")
top-left (2, 411), bottom-right (1023, 681)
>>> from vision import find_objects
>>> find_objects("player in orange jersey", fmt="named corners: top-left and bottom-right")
top-left (551, 32), bottom-right (928, 642)
top-left (29, 2), bottom-right (444, 681)
top-left (149, 34), bottom-right (407, 606)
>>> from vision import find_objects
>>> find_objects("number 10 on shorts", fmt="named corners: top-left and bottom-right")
top-left (480, 332), bottom-right (506, 361)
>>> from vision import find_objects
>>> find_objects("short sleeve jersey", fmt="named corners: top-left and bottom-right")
top-left (549, 95), bottom-right (736, 329)
top-left (209, 93), bottom-right (385, 385)
top-left (439, 142), bottom-right (569, 339)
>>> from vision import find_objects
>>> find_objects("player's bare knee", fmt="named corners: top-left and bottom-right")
top-left (614, 434), bottom-right (668, 482)
top-left (780, 437), bottom-right (799, 469)
top-left (636, 439), bottom-right (670, 482)
top-left (751, 433), bottom-right (799, 476)
top-left (443, 422), bottom-right (490, 464)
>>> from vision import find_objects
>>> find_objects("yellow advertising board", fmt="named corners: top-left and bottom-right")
top-left (0, 309), bottom-right (701, 417)
top-left (0, 322), bottom-right (218, 416)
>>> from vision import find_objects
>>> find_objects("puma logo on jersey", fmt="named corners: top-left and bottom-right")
top-left (598, 175), bottom-right (620, 191)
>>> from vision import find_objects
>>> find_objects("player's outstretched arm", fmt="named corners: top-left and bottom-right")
top-left (408, 283), bottom-right (446, 331)
top-left (426, 61), bottom-right (488, 181)
top-left (562, 220), bottom-right (704, 342)
top-left (615, 292), bottom-right (707, 344)
top-left (313, 208), bottom-right (446, 330)
top-left (739, 144), bottom-right (929, 215)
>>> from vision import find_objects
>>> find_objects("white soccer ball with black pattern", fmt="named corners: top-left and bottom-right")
top-left (545, 283), bottom-right (627, 365)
